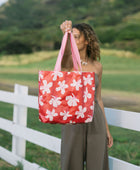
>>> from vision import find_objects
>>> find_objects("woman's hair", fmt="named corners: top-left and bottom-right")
top-left (72, 23), bottom-right (100, 61)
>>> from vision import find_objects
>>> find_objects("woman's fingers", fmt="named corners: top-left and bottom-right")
top-left (107, 134), bottom-right (113, 148)
top-left (60, 20), bottom-right (72, 34)
top-left (107, 131), bottom-right (113, 148)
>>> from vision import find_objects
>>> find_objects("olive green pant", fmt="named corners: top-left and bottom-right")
top-left (61, 101), bottom-right (109, 170)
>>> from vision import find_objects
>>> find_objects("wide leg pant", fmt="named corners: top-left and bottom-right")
top-left (61, 101), bottom-right (109, 170)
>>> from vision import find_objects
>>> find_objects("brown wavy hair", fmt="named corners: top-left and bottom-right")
top-left (72, 23), bottom-right (100, 61)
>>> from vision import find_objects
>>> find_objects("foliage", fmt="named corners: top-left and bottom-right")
top-left (0, 49), bottom-right (140, 93)
top-left (2, 40), bottom-right (32, 54)
top-left (0, 0), bottom-right (140, 54)
top-left (1, 0), bottom-right (46, 30)
top-left (116, 24), bottom-right (140, 40)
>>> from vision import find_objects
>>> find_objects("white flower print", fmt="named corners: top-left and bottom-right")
top-left (45, 109), bottom-right (58, 121)
top-left (49, 96), bottom-right (62, 107)
top-left (40, 80), bottom-right (53, 94)
top-left (92, 86), bottom-right (95, 91)
top-left (51, 71), bottom-right (63, 81)
top-left (72, 71), bottom-right (82, 75)
top-left (60, 111), bottom-right (72, 120)
top-left (84, 87), bottom-right (91, 103)
top-left (70, 79), bottom-right (82, 91)
top-left (85, 115), bottom-right (93, 123)
top-left (69, 120), bottom-right (76, 124)
top-left (39, 95), bottom-right (44, 106)
top-left (90, 101), bottom-right (95, 110)
top-left (39, 72), bottom-right (44, 81)
top-left (56, 80), bottom-right (68, 94)
top-left (66, 93), bottom-right (79, 106)
top-left (75, 105), bottom-right (87, 119)
top-left (83, 74), bottom-right (93, 86)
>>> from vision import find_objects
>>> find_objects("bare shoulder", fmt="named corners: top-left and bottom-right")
top-left (92, 60), bottom-right (103, 76)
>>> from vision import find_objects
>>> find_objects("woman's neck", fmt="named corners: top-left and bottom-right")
top-left (79, 49), bottom-right (88, 62)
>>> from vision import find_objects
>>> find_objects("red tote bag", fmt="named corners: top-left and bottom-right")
top-left (38, 32), bottom-right (95, 124)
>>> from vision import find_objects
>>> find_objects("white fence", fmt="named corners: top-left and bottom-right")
top-left (0, 84), bottom-right (140, 170)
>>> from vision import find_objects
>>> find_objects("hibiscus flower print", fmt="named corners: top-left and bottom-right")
top-left (83, 74), bottom-right (93, 86)
top-left (45, 109), bottom-right (58, 121)
top-left (84, 87), bottom-right (91, 103)
top-left (60, 111), bottom-right (72, 120)
top-left (70, 79), bottom-right (82, 91)
top-left (56, 80), bottom-right (68, 95)
top-left (39, 71), bottom-right (44, 81)
top-left (49, 96), bottom-right (62, 107)
top-left (90, 101), bottom-right (95, 110)
top-left (85, 115), bottom-right (93, 123)
top-left (51, 71), bottom-right (63, 81)
top-left (66, 93), bottom-right (79, 106)
top-left (39, 95), bottom-right (44, 106)
top-left (40, 80), bottom-right (52, 94)
top-left (75, 106), bottom-right (87, 119)
top-left (72, 71), bottom-right (82, 75)
top-left (69, 120), bottom-right (76, 124)
top-left (92, 86), bottom-right (95, 91)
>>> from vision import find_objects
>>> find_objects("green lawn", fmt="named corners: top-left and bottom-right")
top-left (0, 52), bottom-right (140, 93)
top-left (0, 50), bottom-right (140, 169)
top-left (0, 102), bottom-right (140, 169)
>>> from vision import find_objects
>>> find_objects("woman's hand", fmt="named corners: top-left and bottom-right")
top-left (107, 130), bottom-right (113, 148)
top-left (60, 20), bottom-right (72, 34)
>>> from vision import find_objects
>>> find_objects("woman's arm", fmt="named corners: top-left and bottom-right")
top-left (60, 20), bottom-right (73, 71)
top-left (61, 34), bottom-right (73, 71)
top-left (96, 63), bottom-right (109, 132)
top-left (96, 62), bottom-right (113, 148)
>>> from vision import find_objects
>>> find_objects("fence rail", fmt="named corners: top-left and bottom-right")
top-left (0, 84), bottom-right (140, 170)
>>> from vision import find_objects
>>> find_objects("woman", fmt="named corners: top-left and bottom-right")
top-left (60, 20), bottom-right (113, 170)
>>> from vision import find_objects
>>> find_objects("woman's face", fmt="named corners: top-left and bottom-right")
top-left (72, 28), bottom-right (88, 51)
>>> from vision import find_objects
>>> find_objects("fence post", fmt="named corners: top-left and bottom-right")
top-left (12, 84), bottom-right (28, 158)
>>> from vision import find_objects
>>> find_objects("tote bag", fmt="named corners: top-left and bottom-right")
top-left (38, 32), bottom-right (95, 124)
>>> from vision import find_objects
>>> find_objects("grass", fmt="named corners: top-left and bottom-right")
top-left (102, 74), bottom-right (140, 92)
top-left (0, 49), bottom-right (140, 93)
top-left (0, 49), bottom-right (140, 169)
top-left (0, 103), bottom-right (61, 170)
top-left (123, 11), bottom-right (140, 24)
top-left (0, 51), bottom-right (58, 66)
top-left (0, 72), bottom-right (140, 93)
top-left (101, 48), bottom-right (140, 59)
top-left (0, 102), bottom-right (140, 169)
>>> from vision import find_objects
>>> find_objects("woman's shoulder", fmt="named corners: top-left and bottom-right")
top-left (93, 60), bottom-right (102, 68)
top-left (91, 60), bottom-right (103, 75)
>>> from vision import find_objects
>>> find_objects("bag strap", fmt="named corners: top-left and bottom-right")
top-left (54, 32), bottom-right (82, 71)
top-left (70, 33), bottom-right (82, 71)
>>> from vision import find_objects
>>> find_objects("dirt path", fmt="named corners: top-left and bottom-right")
top-left (101, 89), bottom-right (140, 112)
top-left (0, 83), bottom-right (140, 112)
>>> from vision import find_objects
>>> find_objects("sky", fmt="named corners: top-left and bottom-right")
top-left (0, 0), bottom-right (8, 6)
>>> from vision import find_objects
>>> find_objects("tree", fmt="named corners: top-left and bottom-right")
top-left (2, 0), bottom-right (46, 29)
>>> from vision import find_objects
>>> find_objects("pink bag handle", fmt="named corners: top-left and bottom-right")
top-left (70, 33), bottom-right (82, 71)
top-left (54, 32), bottom-right (82, 71)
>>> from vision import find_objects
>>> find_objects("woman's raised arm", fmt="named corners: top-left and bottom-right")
top-left (60, 20), bottom-right (73, 71)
